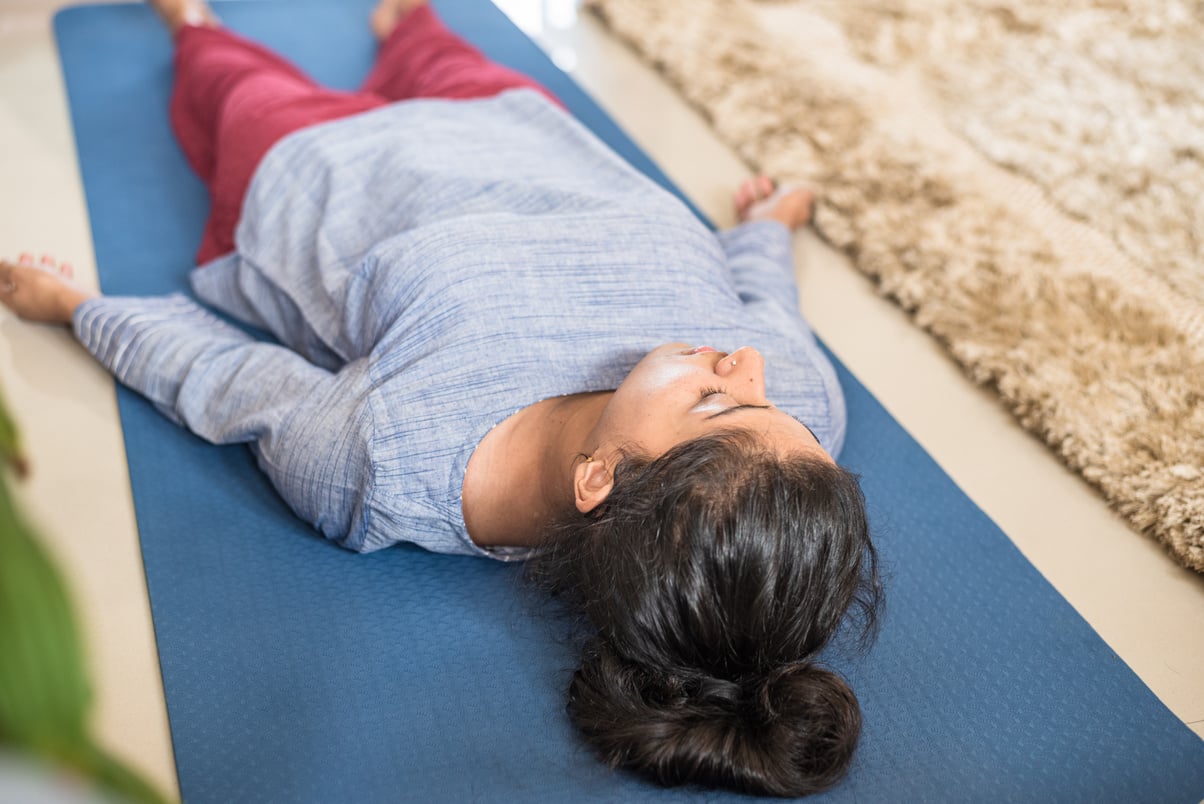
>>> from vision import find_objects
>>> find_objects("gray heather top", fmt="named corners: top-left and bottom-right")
top-left (73, 89), bottom-right (845, 560)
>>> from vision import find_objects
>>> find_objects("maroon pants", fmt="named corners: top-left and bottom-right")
top-left (169, 5), bottom-right (558, 264)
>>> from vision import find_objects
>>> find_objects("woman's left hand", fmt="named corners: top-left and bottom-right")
top-left (733, 175), bottom-right (815, 231)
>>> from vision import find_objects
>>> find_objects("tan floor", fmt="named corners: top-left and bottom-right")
top-left (0, 0), bottom-right (1201, 794)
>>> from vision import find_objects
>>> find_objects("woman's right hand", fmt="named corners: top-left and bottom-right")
top-left (0, 253), bottom-right (96, 325)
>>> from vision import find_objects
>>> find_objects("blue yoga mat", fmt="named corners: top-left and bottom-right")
top-left (56, 2), bottom-right (1204, 801)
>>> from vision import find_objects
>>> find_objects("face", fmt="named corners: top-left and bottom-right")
top-left (587, 342), bottom-right (833, 464)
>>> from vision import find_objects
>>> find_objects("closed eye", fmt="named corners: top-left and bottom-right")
top-left (705, 403), bottom-right (773, 420)
top-left (695, 387), bottom-right (773, 420)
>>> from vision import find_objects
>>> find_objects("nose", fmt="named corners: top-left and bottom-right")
top-left (714, 346), bottom-right (767, 401)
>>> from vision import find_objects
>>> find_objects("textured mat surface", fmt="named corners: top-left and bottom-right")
top-left (56, 1), bottom-right (1204, 801)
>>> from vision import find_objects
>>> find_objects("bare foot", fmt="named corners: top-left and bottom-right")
top-left (733, 174), bottom-right (816, 231)
top-left (0, 254), bottom-right (97, 325)
top-left (148, 0), bottom-right (219, 35)
top-left (370, 0), bottom-right (427, 41)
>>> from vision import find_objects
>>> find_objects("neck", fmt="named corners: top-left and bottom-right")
top-left (463, 391), bottom-right (611, 548)
top-left (528, 391), bottom-right (612, 524)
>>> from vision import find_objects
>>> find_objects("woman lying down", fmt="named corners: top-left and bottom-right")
top-left (0, 0), bottom-right (881, 796)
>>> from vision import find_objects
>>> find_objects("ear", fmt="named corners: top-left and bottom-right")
top-left (573, 457), bottom-right (614, 514)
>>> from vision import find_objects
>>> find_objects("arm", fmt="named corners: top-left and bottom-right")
top-left (722, 180), bottom-right (849, 457)
top-left (717, 176), bottom-right (813, 327)
top-left (721, 176), bottom-right (816, 321)
top-left (0, 255), bottom-right (330, 436)
top-left (73, 294), bottom-right (373, 547)
top-left (74, 294), bottom-right (332, 443)
top-left (1, 255), bottom-right (373, 546)
top-left (718, 220), bottom-right (804, 321)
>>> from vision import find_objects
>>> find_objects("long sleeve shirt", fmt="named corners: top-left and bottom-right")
top-left (73, 89), bottom-right (845, 560)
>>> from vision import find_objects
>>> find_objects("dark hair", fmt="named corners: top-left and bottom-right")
top-left (525, 430), bottom-right (881, 797)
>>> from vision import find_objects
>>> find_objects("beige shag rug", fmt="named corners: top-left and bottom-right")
top-left (588, 0), bottom-right (1204, 571)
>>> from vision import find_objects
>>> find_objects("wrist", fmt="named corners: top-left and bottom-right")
top-left (60, 289), bottom-right (98, 325)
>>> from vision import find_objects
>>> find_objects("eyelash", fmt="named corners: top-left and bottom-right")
top-left (698, 386), bottom-right (726, 401)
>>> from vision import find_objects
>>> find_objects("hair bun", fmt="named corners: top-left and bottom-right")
top-left (757, 661), bottom-right (850, 718)
top-left (567, 641), bottom-right (863, 797)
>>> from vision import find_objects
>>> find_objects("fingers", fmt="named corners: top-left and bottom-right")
top-left (733, 175), bottom-right (774, 206)
top-left (12, 253), bottom-right (73, 277)
top-left (39, 254), bottom-right (73, 277)
top-left (733, 174), bottom-right (780, 220)
top-left (0, 252), bottom-right (78, 298)
top-left (733, 178), bottom-right (818, 229)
